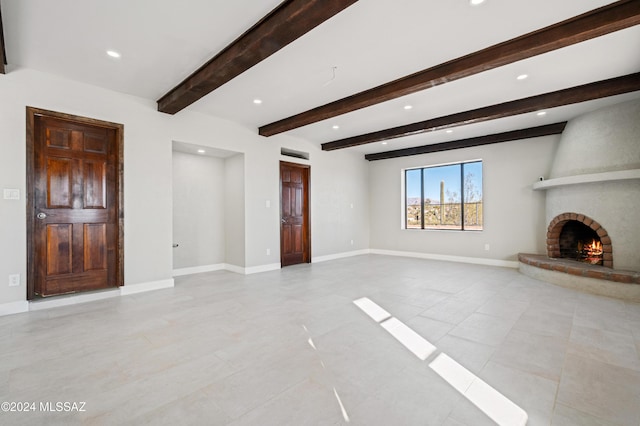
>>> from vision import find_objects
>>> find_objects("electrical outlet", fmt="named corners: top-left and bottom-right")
top-left (266, 248), bottom-right (271, 256)
top-left (8, 274), bottom-right (20, 287)
top-left (350, 240), bottom-right (354, 245)
top-left (484, 243), bottom-right (490, 251)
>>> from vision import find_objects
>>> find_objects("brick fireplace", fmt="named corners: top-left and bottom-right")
top-left (546, 212), bottom-right (612, 268)
top-left (518, 99), bottom-right (640, 301)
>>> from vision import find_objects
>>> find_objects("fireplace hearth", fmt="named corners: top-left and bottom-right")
top-left (519, 214), bottom-right (638, 300)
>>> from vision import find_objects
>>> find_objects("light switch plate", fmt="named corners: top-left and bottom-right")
top-left (9, 274), bottom-right (20, 287)
top-left (3, 189), bottom-right (20, 200)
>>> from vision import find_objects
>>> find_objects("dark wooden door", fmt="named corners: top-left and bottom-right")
top-left (280, 162), bottom-right (310, 267)
top-left (30, 113), bottom-right (121, 297)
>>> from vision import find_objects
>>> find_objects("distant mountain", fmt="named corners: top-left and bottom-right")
top-left (407, 197), bottom-right (435, 205)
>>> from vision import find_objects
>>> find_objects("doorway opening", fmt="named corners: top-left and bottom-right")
top-left (171, 142), bottom-right (245, 273)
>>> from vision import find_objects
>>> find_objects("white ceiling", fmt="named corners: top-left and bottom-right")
top-left (3, 0), bottom-right (640, 156)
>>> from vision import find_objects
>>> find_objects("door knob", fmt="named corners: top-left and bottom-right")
top-left (281, 218), bottom-right (286, 224)
top-left (37, 212), bottom-right (47, 220)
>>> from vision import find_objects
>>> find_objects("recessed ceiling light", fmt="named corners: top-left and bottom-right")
top-left (332, 125), bottom-right (340, 130)
top-left (404, 105), bottom-right (413, 110)
top-left (446, 130), bottom-right (453, 134)
top-left (253, 99), bottom-right (262, 105)
top-left (470, 0), bottom-right (485, 5)
top-left (517, 74), bottom-right (528, 80)
top-left (537, 111), bottom-right (547, 116)
top-left (197, 149), bottom-right (206, 154)
top-left (382, 142), bottom-right (388, 145)
top-left (106, 50), bottom-right (121, 58)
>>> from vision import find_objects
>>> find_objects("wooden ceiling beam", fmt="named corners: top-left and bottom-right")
top-left (322, 72), bottom-right (640, 151)
top-left (0, 0), bottom-right (6, 74)
top-left (260, 0), bottom-right (640, 136)
top-left (365, 122), bottom-right (567, 161)
top-left (157, 0), bottom-right (359, 114)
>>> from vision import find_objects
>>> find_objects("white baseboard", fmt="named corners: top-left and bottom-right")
top-left (2, 278), bottom-right (175, 317)
top-left (119, 278), bottom-right (175, 296)
top-left (222, 263), bottom-right (281, 275)
top-left (370, 249), bottom-right (519, 268)
top-left (173, 264), bottom-right (225, 277)
top-left (0, 301), bottom-right (29, 316)
top-left (243, 263), bottom-right (281, 274)
top-left (173, 261), bottom-right (283, 276)
top-left (312, 249), bottom-right (371, 263)
top-left (30, 288), bottom-right (121, 311)
top-left (179, 251), bottom-right (512, 274)
top-left (223, 264), bottom-right (245, 274)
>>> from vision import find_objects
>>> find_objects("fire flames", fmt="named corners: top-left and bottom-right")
top-left (578, 239), bottom-right (603, 264)
top-left (585, 239), bottom-right (603, 256)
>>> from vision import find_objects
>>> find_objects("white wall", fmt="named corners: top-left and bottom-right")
top-left (0, 68), bottom-right (174, 304)
top-left (172, 152), bottom-right (226, 269)
top-left (0, 67), bottom-right (370, 306)
top-left (549, 99), bottom-right (640, 178)
top-left (275, 143), bottom-right (371, 260)
top-left (311, 149), bottom-right (370, 259)
top-left (224, 154), bottom-right (246, 268)
top-left (368, 136), bottom-right (560, 263)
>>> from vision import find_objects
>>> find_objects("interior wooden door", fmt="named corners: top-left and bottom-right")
top-left (280, 162), bottom-right (310, 267)
top-left (29, 111), bottom-right (123, 297)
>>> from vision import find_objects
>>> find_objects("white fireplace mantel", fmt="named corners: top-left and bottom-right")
top-left (532, 169), bottom-right (640, 191)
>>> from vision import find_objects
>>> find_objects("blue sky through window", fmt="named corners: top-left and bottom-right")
top-left (406, 169), bottom-right (421, 200)
top-left (424, 164), bottom-right (461, 202)
top-left (406, 162), bottom-right (482, 202)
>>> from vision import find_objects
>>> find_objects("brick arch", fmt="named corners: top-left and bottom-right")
top-left (546, 213), bottom-right (612, 268)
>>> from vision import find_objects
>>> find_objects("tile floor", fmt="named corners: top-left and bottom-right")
top-left (1, 254), bottom-right (640, 425)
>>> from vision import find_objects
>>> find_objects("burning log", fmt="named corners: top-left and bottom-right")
top-left (578, 239), bottom-right (603, 265)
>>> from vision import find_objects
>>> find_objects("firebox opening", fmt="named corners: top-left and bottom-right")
top-left (559, 221), bottom-right (603, 265)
